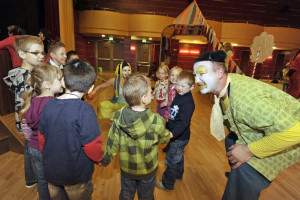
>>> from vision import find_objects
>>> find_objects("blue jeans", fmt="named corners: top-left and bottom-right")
top-left (222, 132), bottom-right (271, 200)
top-left (162, 139), bottom-right (189, 190)
top-left (48, 179), bottom-right (93, 200)
top-left (120, 173), bottom-right (156, 200)
top-left (28, 147), bottom-right (50, 200)
top-left (24, 140), bottom-right (37, 185)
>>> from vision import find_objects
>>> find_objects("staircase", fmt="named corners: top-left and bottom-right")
top-left (0, 118), bottom-right (24, 155)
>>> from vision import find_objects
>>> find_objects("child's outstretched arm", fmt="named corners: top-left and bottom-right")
top-left (100, 121), bottom-right (121, 166)
top-left (87, 77), bottom-right (115, 99)
top-left (83, 135), bottom-right (104, 163)
top-left (156, 116), bottom-right (171, 144)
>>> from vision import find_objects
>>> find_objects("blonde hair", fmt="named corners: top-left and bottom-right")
top-left (156, 64), bottom-right (169, 78)
top-left (19, 63), bottom-right (63, 121)
top-left (14, 35), bottom-right (43, 60)
top-left (168, 66), bottom-right (183, 82)
top-left (178, 70), bottom-right (195, 86)
top-left (48, 41), bottom-right (65, 54)
top-left (123, 74), bottom-right (150, 106)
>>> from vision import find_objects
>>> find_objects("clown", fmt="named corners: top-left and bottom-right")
top-left (88, 61), bottom-right (132, 124)
top-left (194, 50), bottom-right (300, 200)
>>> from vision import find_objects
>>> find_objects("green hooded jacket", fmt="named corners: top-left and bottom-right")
top-left (101, 106), bottom-right (170, 179)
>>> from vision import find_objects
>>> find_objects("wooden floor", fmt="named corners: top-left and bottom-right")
top-left (0, 74), bottom-right (299, 200)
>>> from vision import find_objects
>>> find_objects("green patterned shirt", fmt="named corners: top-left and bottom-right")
top-left (101, 106), bottom-right (170, 178)
top-left (223, 74), bottom-right (300, 181)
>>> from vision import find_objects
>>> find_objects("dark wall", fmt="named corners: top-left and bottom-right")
top-left (0, 0), bottom-right (44, 40)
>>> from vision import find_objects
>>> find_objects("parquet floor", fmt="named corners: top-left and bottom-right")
top-left (0, 74), bottom-right (299, 199)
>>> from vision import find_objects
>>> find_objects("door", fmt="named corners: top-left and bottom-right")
top-left (96, 40), bottom-right (124, 72)
top-left (136, 43), bottom-right (152, 73)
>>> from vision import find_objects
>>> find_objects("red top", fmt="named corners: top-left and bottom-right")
top-left (0, 35), bottom-right (22, 68)
top-left (290, 53), bottom-right (300, 71)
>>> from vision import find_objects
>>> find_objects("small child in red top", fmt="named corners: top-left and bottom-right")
top-left (162, 66), bottom-right (183, 153)
top-left (164, 66), bottom-right (183, 121)
top-left (152, 64), bottom-right (169, 117)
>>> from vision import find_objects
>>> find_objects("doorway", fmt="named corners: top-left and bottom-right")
top-left (96, 40), bottom-right (124, 72)
top-left (136, 42), bottom-right (152, 73)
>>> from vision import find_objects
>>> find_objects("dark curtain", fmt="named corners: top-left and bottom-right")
top-left (44, 0), bottom-right (60, 40)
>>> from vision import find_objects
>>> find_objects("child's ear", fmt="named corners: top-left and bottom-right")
top-left (141, 94), bottom-right (147, 104)
top-left (18, 50), bottom-right (26, 60)
top-left (87, 84), bottom-right (94, 94)
top-left (50, 52), bottom-right (55, 59)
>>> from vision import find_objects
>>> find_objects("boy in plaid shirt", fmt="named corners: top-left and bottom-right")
top-left (100, 74), bottom-right (172, 200)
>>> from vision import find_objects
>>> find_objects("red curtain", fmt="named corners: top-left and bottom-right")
top-left (44, 0), bottom-right (60, 40)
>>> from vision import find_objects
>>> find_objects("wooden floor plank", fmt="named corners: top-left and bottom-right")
top-left (0, 75), bottom-right (299, 199)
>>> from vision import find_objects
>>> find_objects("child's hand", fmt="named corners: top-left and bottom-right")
top-left (170, 132), bottom-right (173, 138)
top-left (160, 101), bottom-right (167, 108)
top-left (86, 92), bottom-right (95, 100)
top-left (97, 162), bottom-right (107, 167)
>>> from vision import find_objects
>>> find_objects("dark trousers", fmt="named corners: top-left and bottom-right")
top-left (24, 140), bottom-right (37, 185)
top-left (162, 139), bottom-right (189, 190)
top-left (222, 132), bottom-right (271, 200)
top-left (119, 173), bottom-right (156, 200)
top-left (28, 147), bottom-right (50, 199)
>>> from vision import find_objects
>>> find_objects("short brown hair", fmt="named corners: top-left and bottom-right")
top-left (14, 35), bottom-right (43, 60)
top-left (48, 41), bottom-right (65, 53)
top-left (123, 74), bottom-right (150, 106)
top-left (178, 70), bottom-right (195, 86)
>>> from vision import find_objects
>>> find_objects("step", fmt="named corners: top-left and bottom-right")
top-left (0, 120), bottom-right (23, 155)
top-left (0, 134), bottom-right (9, 155)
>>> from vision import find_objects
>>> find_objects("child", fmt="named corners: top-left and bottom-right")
top-left (162, 66), bottom-right (183, 153)
top-left (100, 74), bottom-right (172, 200)
top-left (0, 25), bottom-right (22, 68)
top-left (3, 35), bottom-right (44, 188)
top-left (88, 61), bottom-right (132, 124)
top-left (19, 63), bottom-right (63, 199)
top-left (66, 50), bottom-right (79, 63)
top-left (39, 60), bottom-right (103, 199)
top-left (152, 64), bottom-right (169, 117)
top-left (164, 66), bottom-right (183, 121)
top-left (48, 41), bottom-right (67, 69)
top-left (156, 70), bottom-right (195, 191)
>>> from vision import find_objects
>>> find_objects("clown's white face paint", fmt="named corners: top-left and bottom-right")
top-left (122, 66), bottom-right (131, 78)
top-left (193, 61), bottom-right (219, 94)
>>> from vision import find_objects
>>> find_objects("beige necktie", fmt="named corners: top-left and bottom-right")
top-left (210, 76), bottom-right (230, 141)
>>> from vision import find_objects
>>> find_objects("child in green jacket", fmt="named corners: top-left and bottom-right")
top-left (100, 74), bottom-right (172, 200)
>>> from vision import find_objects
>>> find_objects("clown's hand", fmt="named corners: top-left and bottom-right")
top-left (226, 144), bottom-right (254, 169)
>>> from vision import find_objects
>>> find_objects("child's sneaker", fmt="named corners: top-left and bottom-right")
top-left (155, 180), bottom-right (172, 192)
top-left (26, 181), bottom-right (37, 188)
